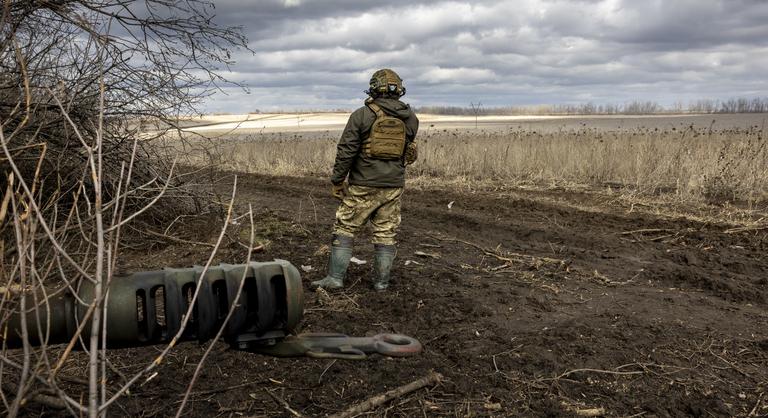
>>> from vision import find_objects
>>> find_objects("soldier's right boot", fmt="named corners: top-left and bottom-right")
top-left (310, 235), bottom-right (353, 290)
top-left (372, 244), bottom-right (397, 292)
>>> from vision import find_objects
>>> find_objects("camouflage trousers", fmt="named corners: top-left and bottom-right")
top-left (333, 185), bottom-right (403, 245)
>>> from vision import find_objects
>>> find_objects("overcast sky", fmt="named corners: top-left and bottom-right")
top-left (203, 0), bottom-right (768, 112)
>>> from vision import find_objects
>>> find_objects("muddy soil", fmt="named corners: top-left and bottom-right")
top-left (28, 174), bottom-right (768, 417)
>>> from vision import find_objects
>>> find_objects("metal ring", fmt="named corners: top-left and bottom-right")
top-left (374, 333), bottom-right (423, 357)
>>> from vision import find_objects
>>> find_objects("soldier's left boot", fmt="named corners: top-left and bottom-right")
top-left (311, 235), bottom-right (353, 290)
top-left (372, 244), bottom-right (397, 291)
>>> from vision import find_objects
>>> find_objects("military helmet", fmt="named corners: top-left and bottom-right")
top-left (368, 68), bottom-right (406, 97)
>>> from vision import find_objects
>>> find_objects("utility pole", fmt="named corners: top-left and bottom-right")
top-left (470, 101), bottom-right (483, 129)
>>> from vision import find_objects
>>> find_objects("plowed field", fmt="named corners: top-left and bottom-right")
top-left (97, 173), bottom-right (768, 417)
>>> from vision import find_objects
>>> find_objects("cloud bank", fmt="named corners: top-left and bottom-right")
top-left (204, 0), bottom-right (768, 112)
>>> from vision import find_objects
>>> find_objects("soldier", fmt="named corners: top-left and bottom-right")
top-left (311, 69), bottom-right (419, 291)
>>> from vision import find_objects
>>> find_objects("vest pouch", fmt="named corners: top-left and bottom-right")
top-left (363, 105), bottom-right (407, 160)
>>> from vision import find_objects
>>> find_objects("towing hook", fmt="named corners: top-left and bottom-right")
top-left (248, 333), bottom-right (423, 359)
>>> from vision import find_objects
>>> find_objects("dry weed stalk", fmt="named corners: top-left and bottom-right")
top-left (184, 124), bottom-right (768, 206)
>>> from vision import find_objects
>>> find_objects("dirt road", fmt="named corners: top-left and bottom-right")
top-left (102, 174), bottom-right (768, 417)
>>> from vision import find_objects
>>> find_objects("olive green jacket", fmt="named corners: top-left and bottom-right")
top-left (331, 98), bottom-right (419, 188)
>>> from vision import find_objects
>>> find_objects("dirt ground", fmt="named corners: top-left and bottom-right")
top-left (37, 173), bottom-right (768, 417)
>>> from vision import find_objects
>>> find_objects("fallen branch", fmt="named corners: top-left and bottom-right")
top-left (560, 402), bottom-right (607, 417)
top-left (24, 392), bottom-right (68, 410)
top-left (708, 348), bottom-right (752, 378)
top-left (619, 228), bottom-right (671, 235)
top-left (331, 372), bottom-right (443, 418)
top-left (641, 234), bottom-right (675, 242)
top-left (429, 235), bottom-right (566, 266)
top-left (182, 379), bottom-right (269, 397)
top-left (576, 408), bottom-right (606, 417)
top-left (265, 388), bottom-right (305, 418)
top-left (143, 228), bottom-right (216, 247)
top-left (2, 383), bottom-right (67, 410)
top-left (552, 367), bottom-right (644, 381)
top-left (725, 224), bottom-right (768, 234)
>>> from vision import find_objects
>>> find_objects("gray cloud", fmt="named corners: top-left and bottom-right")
top-left (201, 0), bottom-right (768, 112)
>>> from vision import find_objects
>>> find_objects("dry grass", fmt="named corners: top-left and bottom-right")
top-left (170, 124), bottom-right (768, 206)
top-left (414, 126), bottom-right (768, 205)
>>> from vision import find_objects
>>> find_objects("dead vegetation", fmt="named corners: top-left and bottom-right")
top-left (0, 1), bottom-right (250, 417)
top-left (176, 121), bottom-right (768, 208)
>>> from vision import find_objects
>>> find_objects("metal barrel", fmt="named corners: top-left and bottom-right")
top-left (3, 260), bottom-right (303, 349)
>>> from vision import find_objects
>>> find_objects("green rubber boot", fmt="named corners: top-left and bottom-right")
top-left (373, 244), bottom-right (397, 291)
top-left (311, 235), bottom-right (353, 290)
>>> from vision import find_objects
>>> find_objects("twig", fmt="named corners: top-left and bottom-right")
top-left (331, 372), bottom-right (443, 418)
top-left (563, 404), bottom-right (606, 417)
top-left (319, 360), bottom-right (336, 384)
top-left (429, 235), bottom-right (565, 265)
top-left (143, 228), bottom-right (215, 247)
top-left (265, 388), bottom-right (305, 418)
top-left (644, 234), bottom-right (675, 242)
top-left (0, 125), bottom-right (95, 282)
top-left (748, 392), bottom-right (763, 417)
top-left (708, 349), bottom-right (752, 378)
top-left (51, 301), bottom-right (99, 377)
top-left (8, 191), bottom-right (30, 418)
top-left (175, 204), bottom-right (257, 417)
top-left (308, 193), bottom-right (318, 223)
top-left (576, 408), bottom-right (606, 417)
top-left (340, 293), bottom-right (360, 308)
top-left (181, 379), bottom-right (269, 397)
top-left (99, 178), bottom-right (239, 413)
top-left (0, 172), bottom-right (12, 224)
top-left (85, 72), bottom-right (110, 418)
top-left (2, 383), bottom-right (67, 410)
top-left (619, 228), bottom-right (671, 235)
top-left (29, 392), bottom-right (68, 410)
top-left (106, 159), bottom-right (177, 232)
top-left (725, 224), bottom-right (768, 234)
top-left (0, 355), bottom-right (86, 413)
top-left (548, 367), bottom-right (645, 381)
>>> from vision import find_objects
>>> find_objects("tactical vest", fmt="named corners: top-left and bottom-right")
top-left (362, 101), bottom-right (407, 160)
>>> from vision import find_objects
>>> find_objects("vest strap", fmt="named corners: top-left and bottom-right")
top-left (366, 101), bottom-right (386, 119)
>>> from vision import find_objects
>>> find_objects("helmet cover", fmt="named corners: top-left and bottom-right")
top-left (368, 68), bottom-right (406, 97)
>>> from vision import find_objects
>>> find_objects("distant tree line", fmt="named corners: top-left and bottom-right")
top-left (688, 98), bottom-right (768, 113)
top-left (415, 97), bottom-right (768, 116)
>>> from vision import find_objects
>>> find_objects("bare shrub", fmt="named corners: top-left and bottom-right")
top-left (1, 0), bottom-right (248, 219)
top-left (1, 1), bottom-right (248, 416)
